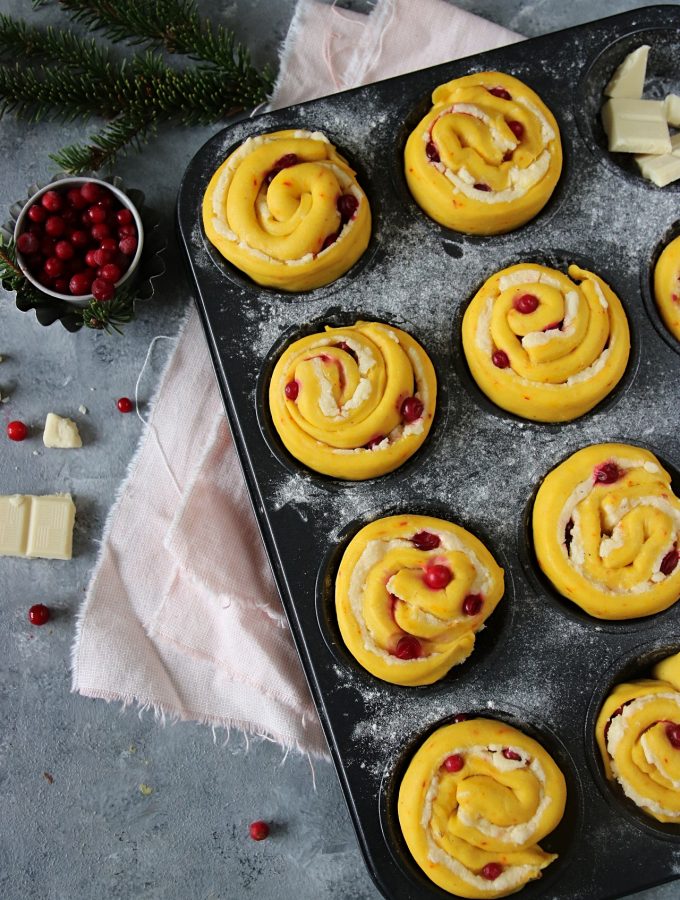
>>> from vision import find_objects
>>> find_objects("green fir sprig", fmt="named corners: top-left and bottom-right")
top-left (0, 0), bottom-right (273, 173)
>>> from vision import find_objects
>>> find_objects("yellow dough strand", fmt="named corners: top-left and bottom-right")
top-left (404, 72), bottom-right (562, 235)
top-left (202, 129), bottom-right (371, 291)
top-left (334, 515), bottom-right (504, 686)
top-left (398, 718), bottom-right (566, 898)
top-left (653, 233), bottom-right (680, 342)
top-left (595, 651), bottom-right (680, 823)
top-left (268, 321), bottom-right (437, 480)
top-left (461, 262), bottom-right (630, 422)
top-left (533, 443), bottom-right (680, 619)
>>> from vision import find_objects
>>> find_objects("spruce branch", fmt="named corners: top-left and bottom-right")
top-left (0, 16), bottom-right (112, 72)
top-left (50, 113), bottom-right (152, 173)
top-left (0, 236), bottom-right (49, 307)
top-left (81, 287), bottom-right (135, 334)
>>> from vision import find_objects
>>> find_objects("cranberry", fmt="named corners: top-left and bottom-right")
top-left (337, 194), bottom-right (359, 224)
top-left (99, 263), bottom-right (122, 283)
top-left (481, 863), bottom-right (504, 881)
top-left (508, 120), bottom-right (524, 141)
top-left (7, 420), bottom-right (28, 441)
top-left (100, 237), bottom-right (118, 252)
top-left (462, 594), bottom-right (483, 616)
top-left (400, 396), bottom-right (424, 423)
top-left (93, 248), bottom-right (114, 267)
top-left (87, 204), bottom-right (107, 224)
top-left (117, 397), bottom-right (134, 413)
top-left (27, 204), bottom-right (46, 223)
top-left (492, 349), bottom-right (510, 369)
top-left (54, 277), bottom-right (69, 294)
top-left (423, 564), bottom-right (452, 590)
top-left (543, 320), bottom-right (562, 332)
top-left (321, 230), bottom-right (339, 251)
top-left (365, 435), bottom-right (385, 450)
top-left (80, 182), bottom-right (102, 204)
top-left (44, 257), bottom-right (64, 279)
top-left (62, 208), bottom-right (78, 225)
top-left (502, 748), bottom-right (522, 761)
top-left (67, 187), bottom-right (88, 209)
top-left (452, 713), bottom-right (469, 723)
top-left (473, 183), bottom-right (491, 192)
top-left (69, 272), bottom-right (93, 295)
top-left (332, 341), bottom-right (358, 362)
top-left (443, 754), bottom-right (464, 773)
top-left (40, 237), bottom-right (56, 257)
top-left (394, 635), bottom-right (422, 660)
top-left (565, 519), bottom-right (574, 551)
top-left (425, 141), bottom-right (440, 162)
top-left (92, 278), bottom-right (115, 302)
top-left (249, 820), bottom-right (270, 841)
top-left (116, 208), bottom-right (133, 225)
top-left (96, 195), bottom-right (113, 210)
top-left (503, 149), bottom-right (513, 162)
top-left (488, 87), bottom-right (512, 100)
top-left (265, 153), bottom-right (298, 184)
top-left (54, 240), bottom-right (74, 261)
top-left (593, 461), bottom-right (622, 485)
top-left (28, 603), bottom-right (50, 626)
top-left (284, 380), bottom-right (299, 401)
top-left (514, 293), bottom-right (539, 314)
top-left (85, 249), bottom-right (99, 268)
top-left (41, 190), bottom-right (62, 212)
top-left (666, 723), bottom-right (680, 749)
top-left (45, 216), bottom-right (66, 238)
top-left (69, 228), bottom-right (89, 249)
top-left (17, 232), bottom-right (39, 255)
top-left (119, 236), bottom-right (138, 256)
top-left (661, 548), bottom-right (679, 576)
top-left (91, 223), bottom-right (111, 242)
top-left (118, 224), bottom-right (137, 238)
top-left (412, 531), bottom-right (440, 551)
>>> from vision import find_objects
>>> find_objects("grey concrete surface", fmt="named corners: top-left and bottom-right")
top-left (0, 2), bottom-right (679, 899)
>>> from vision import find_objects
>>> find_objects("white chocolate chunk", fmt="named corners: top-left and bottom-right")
top-left (0, 493), bottom-right (76, 560)
top-left (636, 134), bottom-right (680, 186)
top-left (43, 413), bottom-right (82, 449)
top-left (665, 94), bottom-right (680, 127)
top-left (604, 45), bottom-right (650, 99)
top-left (601, 98), bottom-right (671, 154)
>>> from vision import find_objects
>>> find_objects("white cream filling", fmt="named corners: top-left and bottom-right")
top-left (521, 292), bottom-right (579, 349)
top-left (420, 744), bottom-right (547, 891)
top-left (606, 694), bottom-right (680, 819)
top-left (349, 533), bottom-right (491, 661)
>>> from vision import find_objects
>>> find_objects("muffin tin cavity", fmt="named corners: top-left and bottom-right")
top-left (315, 506), bottom-right (513, 688)
top-left (379, 708), bottom-right (583, 900)
top-left (586, 639), bottom-right (680, 840)
top-left (576, 27), bottom-right (680, 189)
top-left (453, 249), bottom-right (640, 426)
top-left (256, 312), bottom-right (449, 486)
top-left (642, 218), bottom-right (680, 355)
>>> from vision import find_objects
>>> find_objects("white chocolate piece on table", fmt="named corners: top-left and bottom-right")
top-left (43, 413), bottom-right (82, 449)
top-left (665, 94), bottom-right (680, 127)
top-left (604, 45), bottom-right (650, 98)
top-left (636, 134), bottom-right (680, 187)
top-left (0, 493), bottom-right (76, 559)
top-left (601, 98), bottom-right (671, 154)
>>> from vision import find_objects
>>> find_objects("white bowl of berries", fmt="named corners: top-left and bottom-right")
top-left (13, 177), bottom-right (144, 307)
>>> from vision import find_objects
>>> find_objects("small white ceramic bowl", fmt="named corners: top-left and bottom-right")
top-left (13, 176), bottom-right (145, 308)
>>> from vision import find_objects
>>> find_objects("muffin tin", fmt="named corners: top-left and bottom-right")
top-left (177, 7), bottom-right (680, 898)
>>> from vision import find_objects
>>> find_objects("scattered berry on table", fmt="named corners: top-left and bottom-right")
top-left (28, 604), bottom-right (51, 626)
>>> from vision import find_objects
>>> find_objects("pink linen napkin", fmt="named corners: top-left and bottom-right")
top-left (72, 0), bottom-right (521, 758)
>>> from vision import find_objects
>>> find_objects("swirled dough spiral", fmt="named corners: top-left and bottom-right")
top-left (335, 515), bottom-right (504, 685)
top-left (533, 443), bottom-right (680, 619)
top-left (268, 321), bottom-right (436, 480)
top-left (461, 262), bottom-right (630, 422)
top-left (203, 129), bottom-right (371, 291)
top-left (596, 651), bottom-right (680, 823)
top-left (653, 233), bottom-right (680, 342)
top-left (404, 72), bottom-right (562, 235)
top-left (398, 718), bottom-right (566, 898)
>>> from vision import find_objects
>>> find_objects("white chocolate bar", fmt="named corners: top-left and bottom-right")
top-left (604, 45), bottom-right (650, 99)
top-left (636, 134), bottom-right (680, 187)
top-left (601, 98), bottom-right (671, 154)
top-left (665, 93), bottom-right (680, 127)
top-left (43, 413), bottom-right (82, 449)
top-left (0, 493), bottom-right (76, 559)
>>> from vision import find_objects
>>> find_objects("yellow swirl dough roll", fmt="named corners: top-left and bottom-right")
top-left (202, 129), bottom-right (371, 291)
top-left (596, 651), bottom-right (680, 823)
top-left (533, 443), bottom-right (680, 620)
top-left (335, 515), bottom-right (504, 685)
top-left (462, 262), bottom-right (630, 422)
top-left (268, 321), bottom-right (436, 480)
top-left (398, 718), bottom-right (566, 898)
top-left (404, 72), bottom-right (562, 235)
top-left (654, 233), bottom-right (680, 342)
